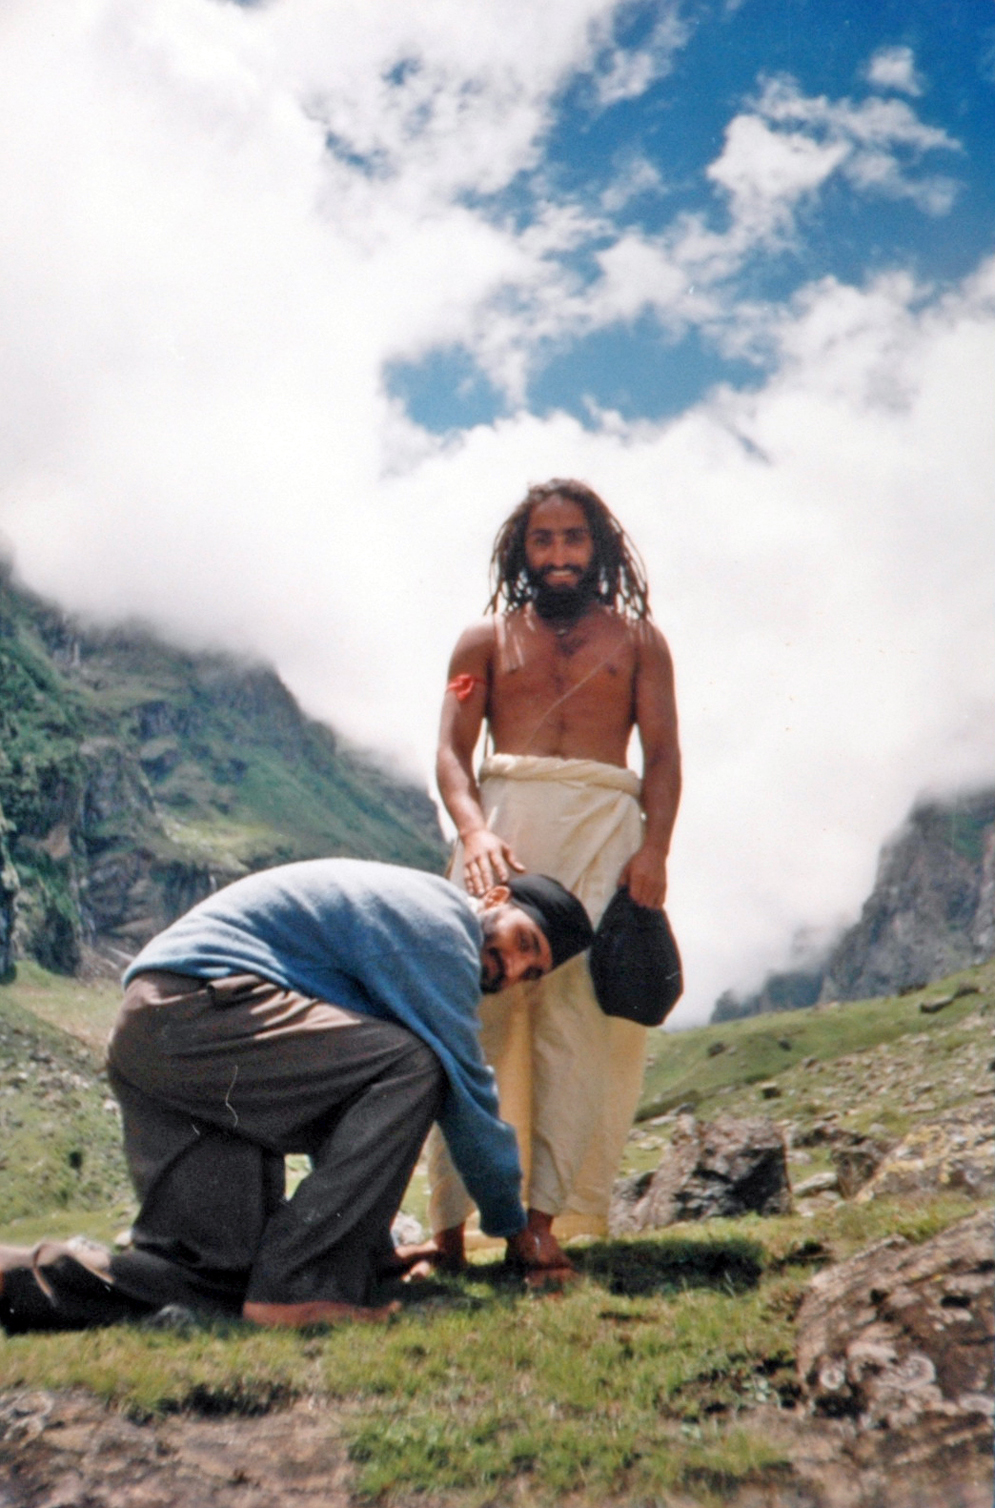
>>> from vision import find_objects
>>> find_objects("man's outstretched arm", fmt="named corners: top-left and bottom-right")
top-left (436, 619), bottom-right (525, 896)
top-left (618, 622), bottom-right (681, 909)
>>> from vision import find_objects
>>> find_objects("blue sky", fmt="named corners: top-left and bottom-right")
top-left (388, 0), bottom-right (994, 430)
top-left (0, 0), bottom-right (992, 1018)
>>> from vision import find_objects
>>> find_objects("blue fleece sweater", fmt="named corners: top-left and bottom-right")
top-left (124, 858), bottom-right (526, 1237)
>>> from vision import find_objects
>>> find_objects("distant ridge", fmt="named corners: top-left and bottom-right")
top-left (713, 787), bottom-right (995, 1022)
top-left (0, 563), bottom-right (447, 976)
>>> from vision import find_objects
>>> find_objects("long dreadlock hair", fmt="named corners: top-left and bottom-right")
top-left (486, 479), bottom-right (651, 620)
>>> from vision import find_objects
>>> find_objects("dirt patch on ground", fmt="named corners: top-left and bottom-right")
top-left (0, 1389), bottom-right (353, 1507)
top-left (1, 1386), bottom-right (992, 1507)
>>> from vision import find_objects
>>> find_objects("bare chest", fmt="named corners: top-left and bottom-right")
top-left (492, 612), bottom-right (636, 715)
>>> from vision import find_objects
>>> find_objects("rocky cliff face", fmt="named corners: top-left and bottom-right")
top-left (0, 564), bottom-right (447, 976)
top-left (820, 788), bottom-right (995, 1001)
top-left (714, 786), bottom-right (995, 1021)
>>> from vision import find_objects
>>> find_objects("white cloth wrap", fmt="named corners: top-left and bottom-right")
top-left (428, 754), bottom-right (648, 1241)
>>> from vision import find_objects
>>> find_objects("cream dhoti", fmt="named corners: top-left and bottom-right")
top-left (428, 754), bottom-right (648, 1242)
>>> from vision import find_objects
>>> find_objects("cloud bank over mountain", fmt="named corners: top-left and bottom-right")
top-left (0, 0), bottom-right (991, 1019)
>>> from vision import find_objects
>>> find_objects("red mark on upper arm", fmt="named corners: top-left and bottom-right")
top-left (447, 674), bottom-right (487, 701)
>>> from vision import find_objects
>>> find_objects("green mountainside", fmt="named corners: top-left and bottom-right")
top-left (0, 563), bottom-right (446, 976)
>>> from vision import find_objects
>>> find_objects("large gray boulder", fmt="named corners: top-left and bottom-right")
top-left (796, 1209), bottom-right (994, 1446)
top-left (610, 1113), bottom-right (792, 1233)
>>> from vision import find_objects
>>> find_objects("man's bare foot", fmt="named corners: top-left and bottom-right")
top-left (242, 1298), bottom-right (400, 1328)
top-left (505, 1209), bottom-right (576, 1278)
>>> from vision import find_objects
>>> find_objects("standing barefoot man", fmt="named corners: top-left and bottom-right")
top-left (429, 479), bottom-right (681, 1277)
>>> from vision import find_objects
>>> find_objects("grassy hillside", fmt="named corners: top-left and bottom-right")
top-left (0, 961), bottom-right (989, 1505)
top-left (2, 956), bottom-right (989, 1231)
top-left (639, 960), bottom-right (992, 1131)
top-left (0, 566), bottom-right (446, 974)
top-left (0, 967), bottom-right (131, 1229)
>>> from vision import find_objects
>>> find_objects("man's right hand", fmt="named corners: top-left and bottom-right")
top-left (460, 829), bottom-right (525, 897)
top-left (387, 1224), bottom-right (467, 1281)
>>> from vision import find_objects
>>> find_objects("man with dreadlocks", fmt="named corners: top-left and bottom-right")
top-left (427, 479), bottom-right (681, 1279)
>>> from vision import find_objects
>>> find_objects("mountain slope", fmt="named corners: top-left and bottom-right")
top-left (0, 564), bottom-right (447, 975)
top-left (821, 787), bottom-right (995, 1001)
top-left (714, 787), bottom-right (995, 1022)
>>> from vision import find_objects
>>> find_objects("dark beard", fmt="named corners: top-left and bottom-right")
top-left (480, 962), bottom-right (503, 994)
top-left (479, 919), bottom-right (505, 993)
top-left (527, 566), bottom-right (600, 625)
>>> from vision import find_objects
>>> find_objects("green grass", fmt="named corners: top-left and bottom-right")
top-left (0, 1321), bottom-right (310, 1421)
top-left (0, 1229), bottom-right (800, 1500)
top-left (0, 976), bottom-right (132, 1226)
top-left (0, 1194), bottom-right (980, 1504)
top-left (639, 959), bottom-right (993, 1118)
top-left (0, 958), bottom-right (121, 1053)
top-left (0, 959), bottom-right (990, 1506)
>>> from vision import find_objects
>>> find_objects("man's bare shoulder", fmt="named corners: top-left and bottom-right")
top-left (628, 615), bottom-right (672, 658)
top-left (448, 615), bottom-right (498, 670)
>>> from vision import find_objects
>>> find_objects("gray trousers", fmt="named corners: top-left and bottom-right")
top-left (2, 971), bottom-right (444, 1330)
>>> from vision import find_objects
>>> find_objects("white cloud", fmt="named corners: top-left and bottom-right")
top-left (384, 258), bottom-right (994, 1017)
top-left (756, 76), bottom-right (953, 153)
top-left (590, 3), bottom-right (691, 106)
top-left (866, 44), bottom-right (924, 97)
top-left (0, 0), bottom-right (991, 1027)
top-left (256, 0), bottom-right (619, 199)
top-left (706, 113), bottom-right (850, 239)
top-left (527, 69), bottom-right (966, 358)
top-left (593, 235), bottom-right (718, 327)
top-left (712, 75), bottom-right (962, 233)
top-left (377, 70), bottom-right (966, 401)
top-left (843, 151), bottom-right (958, 216)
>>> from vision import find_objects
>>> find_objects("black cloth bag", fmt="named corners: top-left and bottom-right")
top-left (589, 887), bottom-right (683, 1027)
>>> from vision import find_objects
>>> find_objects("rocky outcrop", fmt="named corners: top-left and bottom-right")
top-left (0, 805), bottom-right (17, 980)
top-left (796, 1209), bottom-right (994, 1444)
top-left (713, 786), bottom-right (995, 1019)
top-left (821, 788), bottom-right (995, 1001)
top-left (0, 1390), bottom-right (355, 1508)
top-left (713, 967), bottom-right (823, 1022)
top-left (829, 1134), bottom-right (892, 1198)
top-left (854, 1102), bottom-right (994, 1204)
top-left (610, 1113), bottom-right (792, 1232)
